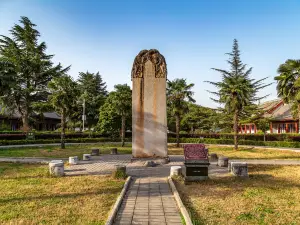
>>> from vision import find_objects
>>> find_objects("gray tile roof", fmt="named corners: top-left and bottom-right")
top-left (0, 106), bottom-right (60, 120)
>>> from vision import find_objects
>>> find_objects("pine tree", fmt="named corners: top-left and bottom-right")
top-left (0, 17), bottom-right (69, 131)
top-left (77, 71), bottom-right (107, 128)
top-left (206, 39), bottom-right (270, 150)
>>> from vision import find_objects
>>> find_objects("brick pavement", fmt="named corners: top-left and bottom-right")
top-left (114, 177), bottom-right (183, 225)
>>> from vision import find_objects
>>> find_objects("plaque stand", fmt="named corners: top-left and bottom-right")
top-left (183, 145), bottom-right (210, 182)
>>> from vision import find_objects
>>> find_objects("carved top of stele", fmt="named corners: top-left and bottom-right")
top-left (131, 49), bottom-right (167, 79)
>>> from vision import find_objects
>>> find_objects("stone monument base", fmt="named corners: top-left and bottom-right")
top-left (183, 161), bottom-right (210, 182)
top-left (131, 156), bottom-right (170, 164)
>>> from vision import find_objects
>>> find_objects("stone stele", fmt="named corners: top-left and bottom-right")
top-left (132, 49), bottom-right (168, 158)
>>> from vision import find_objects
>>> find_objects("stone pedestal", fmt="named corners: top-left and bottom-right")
top-left (111, 148), bottom-right (118, 155)
top-left (49, 160), bottom-right (64, 177)
top-left (83, 154), bottom-right (91, 161)
top-left (183, 161), bottom-right (210, 181)
top-left (69, 156), bottom-right (78, 165)
top-left (170, 166), bottom-right (182, 176)
top-left (113, 165), bottom-right (127, 179)
top-left (115, 165), bottom-right (126, 173)
top-left (210, 153), bottom-right (218, 161)
top-left (231, 162), bottom-right (249, 177)
top-left (91, 148), bottom-right (100, 156)
top-left (218, 157), bottom-right (229, 167)
top-left (132, 49), bottom-right (168, 158)
top-left (183, 144), bottom-right (210, 182)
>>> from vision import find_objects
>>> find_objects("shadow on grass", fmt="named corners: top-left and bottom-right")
top-left (0, 186), bottom-right (122, 204)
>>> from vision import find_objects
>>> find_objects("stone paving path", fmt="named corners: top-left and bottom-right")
top-left (114, 177), bottom-right (182, 225)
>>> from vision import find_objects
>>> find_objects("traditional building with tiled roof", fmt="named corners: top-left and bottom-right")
top-left (239, 99), bottom-right (298, 134)
top-left (0, 106), bottom-right (61, 131)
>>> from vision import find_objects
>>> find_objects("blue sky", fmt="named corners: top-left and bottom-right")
top-left (1, 0), bottom-right (300, 107)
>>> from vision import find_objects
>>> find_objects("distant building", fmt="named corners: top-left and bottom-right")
top-left (240, 99), bottom-right (298, 134)
top-left (0, 107), bottom-right (61, 131)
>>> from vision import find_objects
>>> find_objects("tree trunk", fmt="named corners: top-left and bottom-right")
top-left (61, 109), bottom-right (66, 149)
top-left (121, 115), bottom-right (126, 147)
top-left (233, 109), bottom-right (238, 150)
top-left (263, 131), bottom-right (266, 142)
top-left (21, 112), bottom-right (30, 132)
top-left (175, 114), bottom-right (180, 147)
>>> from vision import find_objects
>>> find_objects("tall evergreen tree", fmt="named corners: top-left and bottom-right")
top-left (207, 39), bottom-right (269, 150)
top-left (0, 17), bottom-right (69, 131)
top-left (77, 71), bottom-right (107, 129)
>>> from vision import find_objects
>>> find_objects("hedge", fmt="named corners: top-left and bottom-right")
top-left (3, 132), bottom-right (300, 142)
top-left (0, 138), bottom-right (132, 146)
top-left (167, 138), bottom-right (300, 148)
top-left (0, 131), bottom-right (134, 140)
top-left (1, 137), bottom-right (299, 148)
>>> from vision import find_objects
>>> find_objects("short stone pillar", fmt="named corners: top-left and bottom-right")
top-left (115, 165), bottom-right (126, 173)
top-left (83, 154), bottom-right (91, 161)
top-left (49, 160), bottom-right (64, 177)
top-left (113, 164), bottom-right (127, 179)
top-left (69, 156), bottom-right (78, 165)
top-left (231, 162), bottom-right (248, 177)
top-left (170, 166), bottom-right (182, 176)
top-left (210, 153), bottom-right (218, 161)
top-left (218, 157), bottom-right (229, 167)
top-left (111, 148), bottom-right (118, 155)
top-left (91, 148), bottom-right (100, 156)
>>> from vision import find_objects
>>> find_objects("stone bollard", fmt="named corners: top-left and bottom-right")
top-left (111, 148), bottom-right (118, 155)
top-left (231, 162), bottom-right (248, 177)
top-left (49, 160), bottom-right (64, 177)
top-left (170, 166), bottom-right (182, 177)
top-left (210, 153), bottom-right (218, 161)
top-left (83, 154), bottom-right (91, 161)
top-left (218, 157), bottom-right (229, 167)
top-left (113, 164), bottom-right (127, 179)
top-left (69, 156), bottom-right (78, 165)
top-left (91, 148), bottom-right (100, 156)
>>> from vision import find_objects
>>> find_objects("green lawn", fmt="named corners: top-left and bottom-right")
top-left (0, 143), bottom-right (132, 158)
top-left (174, 165), bottom-right (300, 225)
top-left (1, 143), bottom-right (300, 160)
top-left (0, 163), bottom-right (125, 224)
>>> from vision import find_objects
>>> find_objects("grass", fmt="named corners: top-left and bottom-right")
top-left (1, 143), bottom-right (300, 160)
top-left (174, 165), bottom-right (300, 225)
top-left (0, 143), bottom-right (132, 158)
top-left (0, 162), bottom-right (125, 224)
top-left (168, 144), bottom-right (300, 160)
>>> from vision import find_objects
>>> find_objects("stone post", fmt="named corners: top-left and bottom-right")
top-left (91, 148), bottom-right (100, 156)
top-left (111, 148), bottom-right (118, 155)
top-left (49, 160), bottom-right (64, 177)
top-left (83, 154), bottom-right (91, 161)
top-left (69, 156), bottom-right (78, 165)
